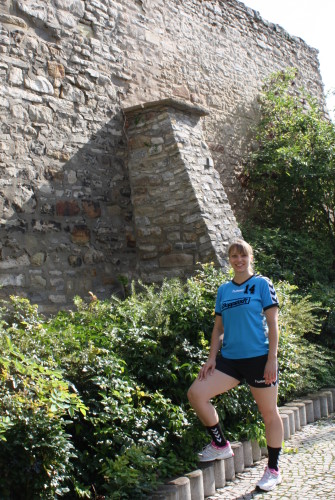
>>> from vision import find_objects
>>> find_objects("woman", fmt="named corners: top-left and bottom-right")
top-left (187, 239), bottom-right (283, 492)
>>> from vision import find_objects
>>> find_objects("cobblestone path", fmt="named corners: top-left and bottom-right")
top-left (208, 414), bottom-right (335, 500)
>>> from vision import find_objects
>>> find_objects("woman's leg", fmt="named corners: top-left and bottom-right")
top-left (250, 385), bottom-right (283, 448)
top-left (250, 385), bottom-right (283, 489)
top-left (187, 370), bottom-right (239, 426)
top-left (188, 370), bottom-right (239, 460)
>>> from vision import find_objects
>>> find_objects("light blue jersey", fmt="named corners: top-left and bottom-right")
top-left (215, 274), bottom-right (279, 359)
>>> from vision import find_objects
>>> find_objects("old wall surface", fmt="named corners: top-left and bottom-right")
top-left (124, 98), bottom-right (241, 283)
top-left (0, 0), bottom-right (324, 312)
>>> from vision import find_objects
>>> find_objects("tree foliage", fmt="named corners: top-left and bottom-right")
top-left (245, 68), bottom-right (335, 242)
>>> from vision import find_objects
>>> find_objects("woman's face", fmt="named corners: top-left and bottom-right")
top-left (229, 249), bottom-right (252, 275)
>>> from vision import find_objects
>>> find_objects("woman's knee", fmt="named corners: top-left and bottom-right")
top-left (187, 383), bottom-right (197, 404)
top-left (187, 381), bottom-right (204, 405)
top-left (261, 406), bottom-right (280, 424)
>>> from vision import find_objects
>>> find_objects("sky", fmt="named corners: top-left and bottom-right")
top-left (243, 0), bottom-right (335, 118)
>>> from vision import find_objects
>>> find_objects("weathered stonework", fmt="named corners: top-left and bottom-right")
top-left (124, 98), bottom-right (241, 282)
top-left (0, 0), bottom-right (325, 312)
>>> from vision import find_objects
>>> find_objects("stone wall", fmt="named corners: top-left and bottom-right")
top-left (124, 98), bottom-right (241, 283)
top-left (0, 0), bottom-right (324, 312)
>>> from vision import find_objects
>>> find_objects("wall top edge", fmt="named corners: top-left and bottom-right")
top-left (123, 98), bottom-right (210, 117)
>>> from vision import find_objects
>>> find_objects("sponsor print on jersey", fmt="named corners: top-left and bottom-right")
top-left (221, 297), bottom-right (250, 310)
top-left (232, 285), bottom-right (256, 294)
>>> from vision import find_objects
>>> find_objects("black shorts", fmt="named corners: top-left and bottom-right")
top-left (215, 353), bottom-right (279, 388)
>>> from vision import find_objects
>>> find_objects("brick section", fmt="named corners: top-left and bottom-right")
top-left (56, 200), bottom-right (80, 216)
top-left (71, 226), bottom-right (90, 244)
top-left (82, 200), bottom-right (101, 218)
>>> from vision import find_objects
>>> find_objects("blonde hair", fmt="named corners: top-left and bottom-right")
top-left (228, 239), bottom-right (253, 258)
top-left (228, 239), bottom-right (254, 271)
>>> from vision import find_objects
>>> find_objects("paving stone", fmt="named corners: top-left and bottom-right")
top-left (209, 414), bottom-right (335, 499)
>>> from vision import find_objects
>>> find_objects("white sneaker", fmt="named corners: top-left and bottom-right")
top-left (198, 441), bottom-right (234, 462)
top-left (256, 466), bottom-right (282, 491)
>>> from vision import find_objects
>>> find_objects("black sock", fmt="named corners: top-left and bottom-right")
top-left (206, 422), bottom-right (227, 448)
top-left (267, 446), bottom-right (281, 471)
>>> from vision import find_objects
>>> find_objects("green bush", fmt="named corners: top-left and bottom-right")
top-left (0, 299), bottom-right (86, 499)
top-left (275, 281), bottom-right (333, 398)
top-left (240, 224), bottom-right (334, 286)
top-left (244, 68), bottom-right (335, 244)
top-left (307, 282), bottom-right (335, 349)
top-left (0, 265), bottom-right (334, 498)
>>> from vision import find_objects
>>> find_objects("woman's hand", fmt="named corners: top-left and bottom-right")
top-left (264, 356), bottom-right (278, 385)
top-left (198, 358), bottom-right (216, 381)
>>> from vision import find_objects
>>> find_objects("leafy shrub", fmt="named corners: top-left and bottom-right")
top-left (244, 67), bottom-right (335, 243)
top-left (275, 282), bottom-right (334, 398)
top-left (307, 282), bottom-right (335, 349)
top-left (0, 300), bottom-right (86, 499)
top-left (241, 224), bottom-right (334, 286)
top-left (0, 265), bottom-right (334, 498)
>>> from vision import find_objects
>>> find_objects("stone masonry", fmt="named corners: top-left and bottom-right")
top-left (124, 98), bottom-right (241, 282)
top-left (0, 0), bottom-right (325, 312)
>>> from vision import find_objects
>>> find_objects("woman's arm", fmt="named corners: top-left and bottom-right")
top-left (264, 306), bottom-right (279, 385)
top-left (198, 315), bottom-right (224, 381)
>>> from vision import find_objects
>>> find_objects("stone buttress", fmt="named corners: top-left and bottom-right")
top-left (124, 98), bottom-right (241, 282)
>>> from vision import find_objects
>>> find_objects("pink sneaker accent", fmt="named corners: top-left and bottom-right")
top-left (256, 466), bottom-right (282, 491)
top-left (211, 441), bottom-right (232, 452)
top-left (198, 440), bottom-right (234, 462)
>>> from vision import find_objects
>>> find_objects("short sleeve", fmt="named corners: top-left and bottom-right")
top-left (215, 285), bottom-right (223, 315)
top-left (260, 277), bottom-right (279, 311)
